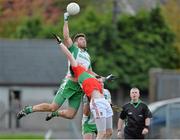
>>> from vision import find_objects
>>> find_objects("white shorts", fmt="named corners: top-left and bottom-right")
top-left (90, 98), bottom-right (113, 119)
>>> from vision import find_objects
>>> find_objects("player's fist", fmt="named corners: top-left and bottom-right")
top-left (117, 130), bottom-right (123, 139)
top-left (142, 128), bottom-right (149, 135)
top-left (111, 104), bottom-right (122, 112)
top-left (64, 12), bottom-right (69, 21)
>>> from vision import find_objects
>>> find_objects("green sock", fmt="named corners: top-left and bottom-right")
top-left (25, 106), bottom-right (33, 114)
top-left (52, 111), bottom-right (59, 117)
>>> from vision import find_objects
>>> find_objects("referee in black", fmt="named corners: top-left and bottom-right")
top-left (117, 87), bottom-right (152, 139)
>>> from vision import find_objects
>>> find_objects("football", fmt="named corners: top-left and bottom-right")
top-left (66, 2), bottom-right (80, 15)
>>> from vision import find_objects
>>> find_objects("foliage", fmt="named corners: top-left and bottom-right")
top-left (0, 0), bottom-right (103, 38)
top-left (60, 7), bottom-right (180, 92)
top-left (161, 0), bottom-right (180, 52)
top-left (13, 16), bottom-right (59, 38)
top-left (0, 0), bottom-right (61, 38)
top-left (0, 1), bottom-right (179, 93)
top-left (112, 7), bottom-right (180, 91)
top-left (14, 17), bottom-right (42, 38)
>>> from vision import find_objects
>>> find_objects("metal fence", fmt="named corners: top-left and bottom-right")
top-left (149, 69), bottom-right (180, 102)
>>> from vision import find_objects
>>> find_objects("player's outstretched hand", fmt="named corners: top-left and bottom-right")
top-left (105, 74), bottom-right (119, 81)
top-left (53, 34), bottom-right (62, 44)
top-left (111, 104), bottom-right (122, 112)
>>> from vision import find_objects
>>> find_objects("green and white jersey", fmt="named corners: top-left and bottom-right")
top-left (66, 44), bottom-right (91, 77)
top-left (82, 89), bottom-right (112, 125)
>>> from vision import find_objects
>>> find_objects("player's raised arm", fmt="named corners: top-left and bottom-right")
top-left (53, 34), bottom-right (77, 67)
top-left (63, 12), bottom-right (73, 48)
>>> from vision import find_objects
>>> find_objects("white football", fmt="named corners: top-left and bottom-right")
top-left (66, 2), bottom-right (80, 15)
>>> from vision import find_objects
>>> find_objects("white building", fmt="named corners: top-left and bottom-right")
top-left (0, 39), bottom-right (82, 134)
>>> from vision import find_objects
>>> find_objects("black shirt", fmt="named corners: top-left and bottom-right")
top-left (119, 100), bottom-right (152, 137)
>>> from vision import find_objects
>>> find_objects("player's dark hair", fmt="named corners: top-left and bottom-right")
top-left (73, 33), bottom-right (86, 42)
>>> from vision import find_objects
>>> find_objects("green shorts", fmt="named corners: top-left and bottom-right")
top-left (53, 78), bottom-right (83, 110)
top-left (82, 123), bottom-right (97, 134)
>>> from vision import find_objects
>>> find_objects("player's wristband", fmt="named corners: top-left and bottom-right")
top-left (64, 13), bottom-right (69, 21)
top-left (144, 125), bottom-right (149, 129)
top-left (64, 17), bottom-right (68, 21)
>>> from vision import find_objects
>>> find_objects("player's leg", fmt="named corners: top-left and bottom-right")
top-left (83, 133), bottom-right (96, 139)
top-left (90, 98), bottom-right (107, 139)
top-left (106, 116), bottom-right (113, 139)
top-left (17, 102), bottom-right (61, 120)
top-left (47, 90), bottom-right (82, 119)
top-left (104, 100), bottom-right (113, 139)
top-left (105, 101), bottom-right (113, 139)
top-left (59, 89), bottom-right (83, 119)
top-left (17, 79), bottom-right (68, 120)
top-left (32, 102), bottom-right (59, 112)
top-left (46, 79), bottom-right (83, 120)
top-left (32, 78), bottom-right (71, 112)
top-left (82, 123), bottom-right (97, 139)
top-left (46, 106), bottom-right (76, 120)
top-left (33, 86), bottom-right (65, 111)
top-left (58, 107), bottom-right (77, 119)
top-left (94, 117), bottom-right (106, 139)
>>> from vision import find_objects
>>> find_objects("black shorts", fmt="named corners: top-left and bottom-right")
top-left (124, 130), bottom-right (144, 139)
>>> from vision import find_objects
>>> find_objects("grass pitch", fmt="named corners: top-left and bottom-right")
top-left (0, 133), bottom-right (43, 139)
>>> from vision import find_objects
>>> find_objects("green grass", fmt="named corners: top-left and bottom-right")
top-left (0, 133), bottom-right (43, 139)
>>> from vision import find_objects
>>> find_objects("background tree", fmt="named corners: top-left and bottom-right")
top-left (114, 7), bottom-right (180, 93)
top-left (0, 1), bottom-right (179, 96)
top-left (63, 7), bottom-right (180, 95)
top-left (161, 0), bottom-right (180, 52)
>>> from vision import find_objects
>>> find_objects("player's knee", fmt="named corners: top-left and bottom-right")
top-left (50, 104), bottom-right (59, 112)
top-left (66, 108), bottom-right (77, 119)
top-left (66, 112), bottom-right (76, 119)
top-left (106, 129), bottom-right (113, 137)
top-left (98, 131), bottom-right (106, 138)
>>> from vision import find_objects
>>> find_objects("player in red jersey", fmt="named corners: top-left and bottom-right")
top-left (52, 34), bottom-right (113, 139)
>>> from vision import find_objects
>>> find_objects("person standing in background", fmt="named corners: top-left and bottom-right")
top-left (117, 87), bottom-right (152, 139)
